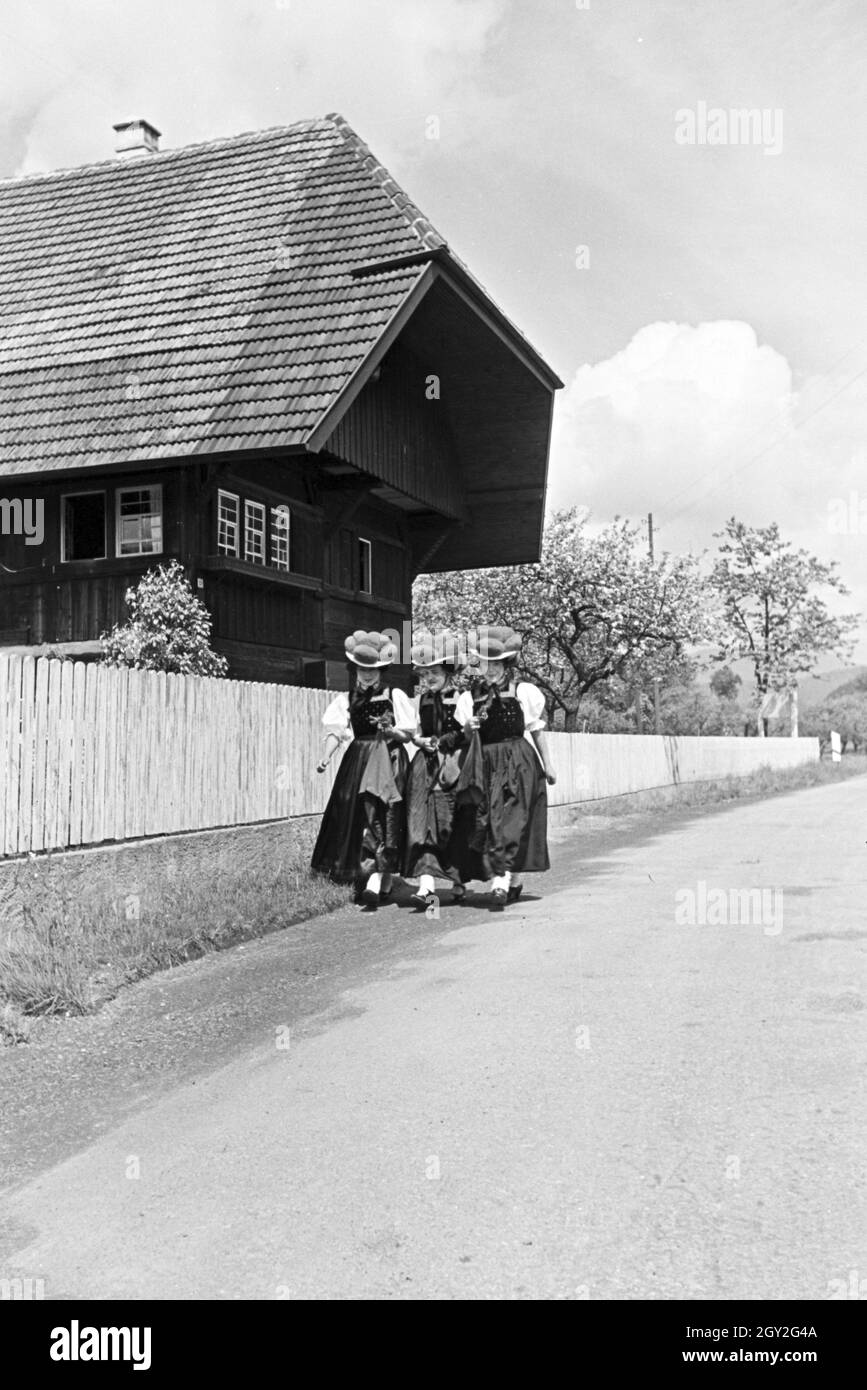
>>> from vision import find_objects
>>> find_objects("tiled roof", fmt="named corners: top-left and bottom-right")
top-left (0, 114), bottom-right (454, 476)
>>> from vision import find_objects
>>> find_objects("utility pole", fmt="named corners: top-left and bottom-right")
top-left (647, 512), bottom-right (662, 735)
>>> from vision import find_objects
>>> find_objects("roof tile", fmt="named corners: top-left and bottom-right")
top-left (0, 117), bottom-right (439, 476)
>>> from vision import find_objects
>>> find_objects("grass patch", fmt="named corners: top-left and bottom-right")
top-left (558, 753), bottom-right (867, 823)
top-left (0, 856), bottom-right (350, 1033)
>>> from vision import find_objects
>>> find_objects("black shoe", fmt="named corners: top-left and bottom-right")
top-left (490, 888), bottom-right (507, 911)
top-left (507, 884), bottom-right (524, 904)
top-left (410, 891), bottom-right (434, 911)
top-left (360, 888), bottom-right (380, 911)
top-left (451, 885), bottom-right (468, 905)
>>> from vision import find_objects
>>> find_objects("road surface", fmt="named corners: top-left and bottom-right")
top-left (1, 776), bottom-right (865, 1300)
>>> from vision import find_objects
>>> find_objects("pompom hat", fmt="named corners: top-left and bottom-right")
top-left (468, 625), bottom-right (522, 662)
top-left (344, 630), bottom-right (399, 668)
top-left (410, 630), bottom-right (464, 669)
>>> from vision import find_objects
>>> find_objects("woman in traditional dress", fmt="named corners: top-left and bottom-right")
top-left (403, 635), bottom-right (485, 910)
top-left (463, 626), bottom-right (557, 909)
top-left (311, 630), bottom-right (416, 910)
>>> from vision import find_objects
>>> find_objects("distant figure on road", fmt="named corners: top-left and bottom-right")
top-left (462, 626), bottom-right (556, 909)
top-left (311, 631), bottom-right (416, 910)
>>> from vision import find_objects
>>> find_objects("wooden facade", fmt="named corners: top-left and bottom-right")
top-left (0, 118), bottom-right (561, 687)
top-left (0, 450), bottom-right (414, 687)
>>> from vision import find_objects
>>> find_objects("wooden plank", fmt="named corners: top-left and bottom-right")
top-left (69, 660), bottom-right (87, 846)
top-left (0, 657), bottom-right (11, 857)
top-left (53, 659), bottom-right (75, 849)
top-left (27, 658), bottom-right (50, 852)
top-left (0, 657), bottom-right (21, 857)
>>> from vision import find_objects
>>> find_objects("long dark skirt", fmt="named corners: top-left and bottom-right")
top-left (474, 736), bottom-right (549, 876)
top-left (311, 739), bottom-right (409, 884)
top-left (404, 750), bottom-right (486, 884)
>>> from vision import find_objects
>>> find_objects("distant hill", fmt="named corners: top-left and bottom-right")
top-left (693, 661), bottom-right (867, 710)
top-left (796, 667), bottom-right (867, 711)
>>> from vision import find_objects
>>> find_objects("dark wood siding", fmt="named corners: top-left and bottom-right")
top-left (326, 341), bottom-right (465, 519)
top-left (1, 459), bottom-right (413, 686)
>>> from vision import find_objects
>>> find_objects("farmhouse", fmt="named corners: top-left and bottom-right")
top-left (0, 115), bottom-right (561, 686)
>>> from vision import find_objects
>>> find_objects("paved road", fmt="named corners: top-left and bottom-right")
top-left (2, 777), bottom-right (865, 1300)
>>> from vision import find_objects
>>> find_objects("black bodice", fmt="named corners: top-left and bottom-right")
top-left (349, 687), bottom-right (396, 739)
top-left (418, 689), bottom-right (463, 741)
top-left (476, 692), bottom-right (526, 744)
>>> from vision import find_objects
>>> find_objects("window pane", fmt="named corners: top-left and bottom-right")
top-left (245, 501), bottom-right (265, 564)
top-left (217, 492), bottom-right (239, 556)
top-left (358, 538), bottom-right (372, 593)
top-left (63, 494), bottom-right (106, 561)
top-left (271, 505), bottom-right (290, 571)
top-left (117, 486), bottom-right (163, 556)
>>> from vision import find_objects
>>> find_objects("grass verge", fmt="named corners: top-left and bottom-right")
top-left (555, 753), bottom-right (867, 824)
top-left (0, 857), bottom-right (350, 1041)
top-left (2, 755), bottom-right (863, 1045)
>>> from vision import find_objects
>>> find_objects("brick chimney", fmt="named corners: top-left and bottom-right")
top-left (113, 119), bottom-right (161, 158)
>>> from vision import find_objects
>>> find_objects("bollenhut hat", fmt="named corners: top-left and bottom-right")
top-left (344, 630), bottom-right (399, 668)
top-left (410, 630), bottom-right (464, 670)
top-left (468, 625), bottom-right (522, 663)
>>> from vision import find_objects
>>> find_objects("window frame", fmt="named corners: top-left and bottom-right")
top-left (60, 490), bottom-right (108, 563)
top-left (217, 489), bottom-right (241, 558)
top-left (270, 504), bottom-right (291, 572)
top-left (244, 499), bottom-right (266, 565)
top-left (358, 536), bottom-right (372, 594)
top-left (114, 484), bottom-right (164, 559)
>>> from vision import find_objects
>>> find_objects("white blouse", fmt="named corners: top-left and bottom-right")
top-left (321, 687), bottom-right (417, 744)
top-left (514, 681), bottom-right (547, 734)
top-left (454, 682), bottom-right (547, 736)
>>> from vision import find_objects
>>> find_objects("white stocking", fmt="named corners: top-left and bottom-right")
top-left (367, 872), bottom-right (382, 895)
top-left (418, 874), bottom-right (436, 897)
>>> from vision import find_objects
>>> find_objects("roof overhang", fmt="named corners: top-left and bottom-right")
top-left (306, 254), bottom-right (562, 570)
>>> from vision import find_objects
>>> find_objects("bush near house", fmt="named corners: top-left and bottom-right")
top-left (100, 559), bottom-right (228, 677)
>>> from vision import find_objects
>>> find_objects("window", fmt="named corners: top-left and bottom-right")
top-left (217, 488), bottom-right (296, 574)
top-left (217, 491), bottom-right (240, 556)
top-left (358, 537), bottom-right (372, 594)
top-left (271, 505), bottom-right (290, 571)
top-left (244, 500), bottom-right (266, 564)
top-left (116, 486), bottom-right (163, 557)
top-left (61, 492), bottom-right (106, 562)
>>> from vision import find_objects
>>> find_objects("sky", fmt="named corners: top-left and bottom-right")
top-left (2, 0), bottom-right (866, 658)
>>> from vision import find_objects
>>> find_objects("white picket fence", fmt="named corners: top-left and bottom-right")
top-left (0, 654), bottom-right (819, 858)
top-left (0, 655), bottom-right (335, 856)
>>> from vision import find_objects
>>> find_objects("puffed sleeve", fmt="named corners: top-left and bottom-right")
top-left (322, 691), bottom-right (352, 743)
top-left (391, 687), bottom-right (418, 733)
top-left (454, 690), bottom-right (475, 728)
top-left (516, 682), bottom-right (547, 733)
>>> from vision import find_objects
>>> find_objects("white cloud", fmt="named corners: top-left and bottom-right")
top-left (550, 320), bottom-right (796, 521)
top-left (550, 319), bottom-right (867, 658)
top-left (0, 0), bottom-right (506, 177)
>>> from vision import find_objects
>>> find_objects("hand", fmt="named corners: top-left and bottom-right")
top-left (544, 768), bottom-right (557, 785)
top-left (464, 717), bottom-right (480, 732)
top-left (316, 759), bottom-right (329, 774)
